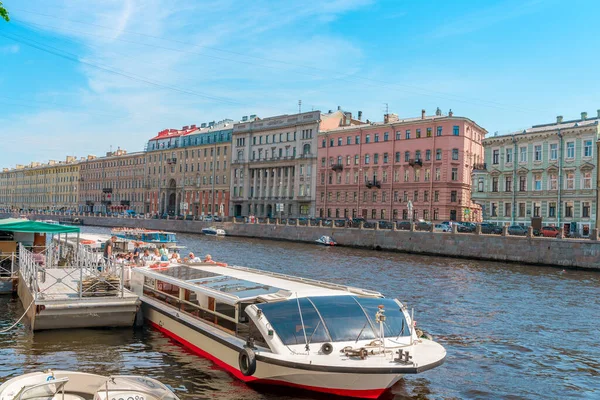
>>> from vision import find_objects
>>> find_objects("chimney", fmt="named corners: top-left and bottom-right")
top-left (448, 109), bottom-right (453, 117)
top-left (581, 111), bottom-right (588, 120)
top-left (337, 106), bottom-right (341, 111)
top-left (421, 109), bottom-right (426, 119)
top-left (435, 107), bottom-right (442, 116)
top-left (328, 110), bottom-right (332, 114)
top-left (597, 109), bottom-right (600, 118)
top-left (358, 111), bottom-right (363, 121)
top-left (556, 115), bottom-right (563, 124)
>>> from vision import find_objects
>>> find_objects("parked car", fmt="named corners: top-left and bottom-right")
top-left (507, 225), bottom-right (528, 236)
top-left (540, 226), bottom-right (560, 237)
top-left (415, 220), bottom-right (433, 231)
top-left (479, 223), bottom-right (502, 234)
top-left (434, 224), bottom-right (451, 232)
top-left (204, 215), bottom-right (213, 222)
top-left (457, 222), bottom-right (475, 233)
top-left (213, 216), bottom-right (223, 222)
top-left (396, 221), bottom-right (411, 230)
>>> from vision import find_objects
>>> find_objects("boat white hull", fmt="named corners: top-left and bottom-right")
top-left (143, 300), bottom-right (436, 398)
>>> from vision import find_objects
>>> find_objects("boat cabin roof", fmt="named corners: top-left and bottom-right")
top-left (137, 263), bottom-right (381, 305)
top-left (113, 228), bottom-right (176, 235)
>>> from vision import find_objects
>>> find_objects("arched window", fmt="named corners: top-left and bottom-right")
top-left (237, 150), bottom-right (243, 161)
top-left (303, 144), bottom-right (311, 155)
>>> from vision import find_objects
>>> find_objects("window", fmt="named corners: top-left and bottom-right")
top-left (337, 138), bottom-right (342, 146)
top-left (434, 191), bottom-right (439, 202)
top-left (550, 143), bottom-right (558, 160)
top-left (534, 174), bottom-right (542, 191)
top-left (478, 177), bottom-right (484, 192)
top-left (416, 129), bottom-right (421, 138)
top-left (346, 155), bottom-right (351, 165)
top-left (582, 202), bottom-right (590, 218)
top-left (405, 130), bottom-right (410, 139)
top-left (548, 202), bottom-right (556, 218)
top-left (453, 126), bottom-right (459, 136)
top-left (347, 136), bottom-right (351, 145)
top-left (491, 202), bottom-right (497, 217)
top-left (414, 169), bottom-right (420, 182)
top-left (404, 151), bottom-right (410, 162)
top-left (404, 170), bottom-right (409, 182)
top-left (584, 140), bottom-right (593, 157)
top-left (384, 132), bottom-right (389, 141)
top-left (433, 209), bottom-right (439, 220)
top-left (415, 150), bottom-right (421, 160)
top-left (519, 176), bottom-right (526, 191)
top-left (425, 168), bottom-right (430, 181)
top-left (425, 149), bottom-right (431, 161)
top-left (519, 146), bottom-right (527, 162)
top-left (426, 128), bottom-right (432, 137)
top-left (403, 191), bottom-right (408, 202)
top-left (518, 202), bottom-right (525, 217)
top-left (565, 172), bottom-right (574, 189)
top-left (436, 126), bottom-right (442, 136)
top-left (492, 150), bottom-right (499, 164)
top-left (424, 190), bottom-right (429, 202)
top-left (365, 135), bottom-right (370, 144)
top-left (583, 171), bottom-right (592, 189)
top-left (504, 202), bottom-right (511, 217)
top-left (355, 136), bottom-right (360, 144)
top-left (452, 149), bottom-right (459, 161)
top-left (451, 168), bottom-right (458, 181)
top-left (373, 154), bottom-right (379, 164)
top-left (436, 149), bottom-right (442, 160)
top-left (435, 168), bottom-right (440, 181)
top-left (505, 176), bottom-right (512, 192)
top-left (533, 202), bottom-right (540, 218)
top-left (549, 173), bottom-right (557, 190)
top-left (450, 191), bottom-right (457, 202)
top-left (395, 152), bottom-right (400, 162)
top-left (492, 177), bottom-right (498, 192)
top-left (383, 153), bottom-right (389, 163)
top-left (413, 190), bottom-right (418, 202)
top-left (374, 134), bottom-right (379, 143)
top-left (565, 202), bottom-right (573, 218)
top-left (364, 154), bottom-right (370, 164)
top-left (566, 142), bottom-right (575, 159)
top-left (534, 145), bottom-right (542, 161)
top-left (506, 148), bottom-right (513, 163)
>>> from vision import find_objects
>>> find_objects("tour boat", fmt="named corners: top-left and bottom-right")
top-left (316, 235), bottom-right (336, 246)
top-left (0, 370), bottom-right (179, 400)
top-left (201, 226), bottom-right (226, 236)
top-left (130, 263), bottom-right (446, 399)
top-left (112, 228), bottom-right (178, 248)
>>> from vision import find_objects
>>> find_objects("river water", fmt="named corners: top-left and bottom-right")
top-left (1, 226), bottom-right (599, 399)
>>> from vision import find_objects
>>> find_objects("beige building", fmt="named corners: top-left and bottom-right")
top-left (79, 149), bottom-right (146, 213)
top-left (0, 157), bottom-right (81, 212)
top-left (145, 121), bottom-right (233, 217)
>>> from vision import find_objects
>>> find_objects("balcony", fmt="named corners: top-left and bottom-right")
top-left (167, 158), bottom-right (177, 165)
top-left (408, 159), bottom-right (423, 167)
top-left (331, 163), bottom-right (343, 172)
top-left (473, 163), bottom-right (487, 170)
top-left (232, 158), bottom-right (245, 164)
top-left (365, 180), bottom-right (381, 189)
top-left (102, 188), bottom-right (113, 194)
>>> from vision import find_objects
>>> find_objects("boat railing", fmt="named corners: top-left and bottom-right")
top-left (18, 243), bottom-right (40, 300)
top-left (0, 252), bottom-right (18, 278)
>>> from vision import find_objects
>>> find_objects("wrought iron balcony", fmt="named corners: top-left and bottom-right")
top-left (473, 163), bottom-right (487, 170)
top-left (166, 158), bottom-right (177, 165)
top-left (408, 159), bottom-right (423, 167)
top-left (366, 180), bottom-right (381, 189)
top-left (331, 163), bottom-right (343, 171)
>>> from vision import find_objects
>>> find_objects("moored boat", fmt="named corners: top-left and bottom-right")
top-left (112, 228), bottom-right (178, 248)
top-left (0, 370), bottom-right (179, 400)
top-left (130, 262), bottom-right (445, 398)
top-left (316, 235), bottom-right (336, 246)
top-left (201, 226), bottom-right (226, 236)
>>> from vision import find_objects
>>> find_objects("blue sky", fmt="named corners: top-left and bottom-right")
top-left (1, 0), bottom-right (599, 168)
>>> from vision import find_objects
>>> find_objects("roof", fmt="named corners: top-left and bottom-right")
top-left (485, 117), bottom-right (600, 141)
top-left (0, 218), bottom-right (80, 234)
top-left (148, 126), bottom-right (199, 141)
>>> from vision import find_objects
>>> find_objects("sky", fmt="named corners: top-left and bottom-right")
top-left (0, 0), bottom-right (599, 169)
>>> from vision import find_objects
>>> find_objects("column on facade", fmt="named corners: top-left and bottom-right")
top-left (265, 168), bottom-right (272, 199)
top-left (258, 168), bottom-right (263, 199)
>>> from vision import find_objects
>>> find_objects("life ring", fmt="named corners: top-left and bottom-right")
top-left (238, 347), bottom-right (257, 376)
top-left (321, 342), bottom-right (333, 355)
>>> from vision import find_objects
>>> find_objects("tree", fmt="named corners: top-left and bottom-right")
top-left (0, 1), bottom-right (9, 22)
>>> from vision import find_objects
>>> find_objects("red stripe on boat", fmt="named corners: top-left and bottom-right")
top-left (149, 321), bottom-right (388, 399)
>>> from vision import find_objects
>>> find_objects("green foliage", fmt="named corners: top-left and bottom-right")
top-left (0, 1), bottom-right (9, 22)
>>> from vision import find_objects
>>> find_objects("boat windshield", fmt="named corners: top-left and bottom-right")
top-left (256, 296), bottom-right (410, 345)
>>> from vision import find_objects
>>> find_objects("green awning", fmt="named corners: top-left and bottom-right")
top-left (0, 218), bottom-right (80, 234)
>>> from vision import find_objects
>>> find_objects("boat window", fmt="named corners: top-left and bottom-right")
top-left (257, 298), bottom-right (327, 345)
top-left (310, 296), bottom-right (377, 342)
top-left (356, 297), bottom-right (410, 338)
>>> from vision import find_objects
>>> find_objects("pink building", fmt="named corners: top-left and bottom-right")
top-left (316, 109), bottom-right (486, 222)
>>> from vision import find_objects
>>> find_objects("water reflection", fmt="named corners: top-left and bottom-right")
top-left (0, 226), bottom-right (598, 399)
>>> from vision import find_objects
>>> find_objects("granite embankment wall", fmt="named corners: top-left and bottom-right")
top-left (4, 213), bottom-right (599, 270)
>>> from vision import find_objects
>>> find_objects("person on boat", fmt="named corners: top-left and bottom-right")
top-left (133, 242), bottom-right (142, 260)
top-left (103, 236), bottom-right (117, 262)
top-left (169, 252), bottom-right (180, 264)
top-left (141, 249), bottom-right (154, 262)
top-left (152, 248), bottom-right (162, 261)
top-left (203, 254), bottom-right (214, 263)
top-left (159, 244), bottom-right (169, 261)
top-left (187, 252), bottom-right (202, 262)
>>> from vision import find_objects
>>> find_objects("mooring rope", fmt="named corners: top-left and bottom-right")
top-left (0, 299), bottom-right (35, 334)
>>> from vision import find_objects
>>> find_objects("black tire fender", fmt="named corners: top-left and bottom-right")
top-left (321, 342), bottom-right (333, 355)
top-left (239, 347), bottom-right (257, 376)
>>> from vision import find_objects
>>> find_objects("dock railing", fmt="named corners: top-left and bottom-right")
top-left (0, 252), bottom-right (18, 279)
top-left (19, 243), bottom-right (126, 299)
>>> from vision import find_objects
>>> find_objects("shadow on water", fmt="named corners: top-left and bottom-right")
top-left (0, 225), bottom-right (598, 399)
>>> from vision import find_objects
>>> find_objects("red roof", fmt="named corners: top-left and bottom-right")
top-left (148, 125), bottom-right (198, 141)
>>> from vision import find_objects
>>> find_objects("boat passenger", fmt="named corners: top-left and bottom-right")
top-left (103, 235), bottom-right (117, 262)
top-left (169, 252), bottom-right (180, 264)
top-left (141, 249), bottom-right (154, 262)
top-left (203, 254), bottom-right (214, 263)
top-left (187, 252), bottom-right (202, 263)
top-left (159, 244), bottom-right (169, 261)
top-left (132, 242), bottom-right (142, 260)
top-left (153, 248), bottom-right (162, 261)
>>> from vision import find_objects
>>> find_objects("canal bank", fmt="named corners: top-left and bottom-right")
top-left (5, 213), bottom-right (600, 270)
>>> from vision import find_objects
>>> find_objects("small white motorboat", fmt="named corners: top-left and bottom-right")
top-left (0, 370), bottom-right (180, 400)
top-left (201, 226), bottom-right (226, 236)
top-left (316, 235), bottom-right (337, 246)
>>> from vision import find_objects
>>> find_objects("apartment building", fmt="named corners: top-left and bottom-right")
top-left (145, 121), bottom-right (233, 217)
top-left (0, 157), bottom-right (81, 212)
top-left (472, 111), bottom-right (600, 236)
top-left (316, 109), bottom-right (486, 222)
top-left (78, 149), bottom-right (146, 213)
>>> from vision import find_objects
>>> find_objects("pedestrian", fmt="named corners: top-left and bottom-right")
top-left (103, 235), bottom-right (117, 263)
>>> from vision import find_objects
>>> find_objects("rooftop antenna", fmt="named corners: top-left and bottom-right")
top-left (298, 100), bottom-right (302, 114)
top-left (384, 103), bottom-right (389, 115)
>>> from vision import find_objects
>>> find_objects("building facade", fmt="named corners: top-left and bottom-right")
top-left (472, 111), bottom-right (600, 236)
top-left (230, 111), bottom-right (326, 218)
top-left (316, 109), bottom-right (486, 222)
top-left (79, 149), bottom-right (146, 213)
top-left (0, 157), bottom-right (81, 212)
top-left (145, 121), bottom-right (233, 217)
